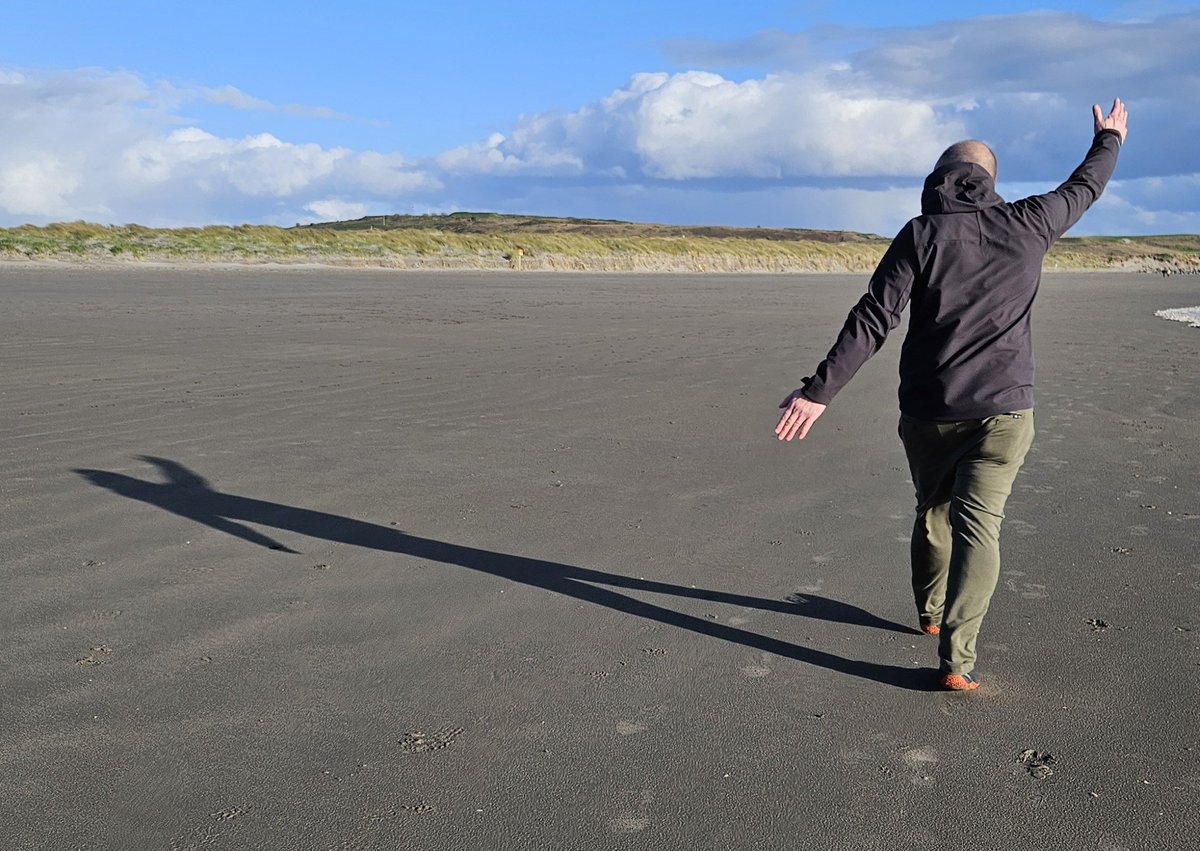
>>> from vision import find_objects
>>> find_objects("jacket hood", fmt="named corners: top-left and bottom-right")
top-left (921, 162), bottom-right (1004, 214)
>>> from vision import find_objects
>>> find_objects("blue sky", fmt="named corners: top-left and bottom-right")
top-left (1, 0), bottom-right (1196, 234)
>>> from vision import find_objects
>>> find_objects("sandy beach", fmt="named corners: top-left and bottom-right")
top-left (1, 265), bottom-right (1197, 850)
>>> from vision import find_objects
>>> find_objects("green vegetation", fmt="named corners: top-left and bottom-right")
top-left (1, 215), bottom-right (1197, 273)
top-left (1044, 234), bottom-right (1200, 271)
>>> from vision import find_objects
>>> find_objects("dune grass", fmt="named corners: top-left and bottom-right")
top-left (1, 219), bottom-right (1197, 273)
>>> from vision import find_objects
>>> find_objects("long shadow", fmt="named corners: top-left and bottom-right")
top-left (75, 456), bottom-right (935, 691)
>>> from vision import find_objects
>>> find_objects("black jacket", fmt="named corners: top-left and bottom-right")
top-left (800, 129), bottom-right (1122, 420)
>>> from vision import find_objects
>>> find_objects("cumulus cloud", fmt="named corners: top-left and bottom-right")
top-left (0, 153), bottom-right (82, 218)
top-left (0, 67), bottom-right (434, 226)
top-left (436, 131), bottom-right (585, 175)
top-left (435, 70), bottom-right (964, 182)
top-left (633, 71), bottom-right (962, 179)
top-left (121, 129), bottom-right (346, 196)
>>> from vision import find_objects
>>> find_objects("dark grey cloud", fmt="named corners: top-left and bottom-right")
top-left (841, 12), bottom-right (1200, 97)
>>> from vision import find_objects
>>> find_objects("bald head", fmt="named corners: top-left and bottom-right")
top-left (935, 140), bottom-right (997, 181)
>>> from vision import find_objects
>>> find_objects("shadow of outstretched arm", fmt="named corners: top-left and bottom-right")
top-left (74, 459), bottom-right (934, 691)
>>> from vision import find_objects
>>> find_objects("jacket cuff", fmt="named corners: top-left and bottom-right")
top-left (799, 377), bottom-right (834, 405)
top-left (1096, 127), bottom-right (1123, 146)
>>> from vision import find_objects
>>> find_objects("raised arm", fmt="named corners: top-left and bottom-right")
top-left (1020, 99), bottom-right (1127, 243)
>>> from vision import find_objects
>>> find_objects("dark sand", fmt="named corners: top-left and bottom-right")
top-left (1, 266), bottom-right (1197, 850)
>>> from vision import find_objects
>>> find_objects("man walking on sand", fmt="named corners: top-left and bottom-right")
top-left (775, 99), bottom-right (1128, 691)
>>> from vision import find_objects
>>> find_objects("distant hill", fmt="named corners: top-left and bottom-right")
top-left (293, 211), bottom-right (888, 245)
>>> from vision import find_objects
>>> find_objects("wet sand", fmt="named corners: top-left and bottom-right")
top-left (1, 266), bottom-right (1197, 850)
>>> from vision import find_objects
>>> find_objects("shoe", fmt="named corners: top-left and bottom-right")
top-left (940, 672), bottom-right (979, 691)
top-left (920, 622), bottom-right (940, 636)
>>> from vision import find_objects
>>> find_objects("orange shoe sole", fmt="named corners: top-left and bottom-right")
top-left (940, 672), bottom-right (979, 691)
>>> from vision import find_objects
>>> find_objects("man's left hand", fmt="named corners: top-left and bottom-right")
top-left (775, 392), bottom-right (827, 441)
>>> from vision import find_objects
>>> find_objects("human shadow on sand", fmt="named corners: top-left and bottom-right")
top-left (75, 456), bottom-right (935, 691)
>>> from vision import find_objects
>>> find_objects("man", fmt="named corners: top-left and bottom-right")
top-left (775, 99), bottom-right (1128, 691)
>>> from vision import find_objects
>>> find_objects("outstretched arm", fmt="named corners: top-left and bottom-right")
top-left (773, 225), bottom-right (918, 442)
top-left (1022, 98), bottom-right (1127, 242)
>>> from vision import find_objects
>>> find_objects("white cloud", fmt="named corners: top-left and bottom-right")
top-left (0, 66), bottom-right (434, 226)
top-left (633, 71), bottom-right (962, 179)
top-left (120, 128), bottom-right (349, 196)
top-left (303, 199), bottom-right (369, 221)
top-left (0, 153), bottom-right (81, 218)
top-left (342, 151), bottom-right (442, 194)
top-left (437, 132), bottom-right (536, 174)
top-left (437, 128), bottom-right (588, 175)
top-left (436, 70), bottom-right (964, 182)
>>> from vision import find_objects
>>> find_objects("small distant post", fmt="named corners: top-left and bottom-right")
top-left (510, 246), bottom-right (525, 270)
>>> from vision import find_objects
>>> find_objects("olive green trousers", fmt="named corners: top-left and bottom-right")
top-left (899, 410), bottom-right (1035, 674)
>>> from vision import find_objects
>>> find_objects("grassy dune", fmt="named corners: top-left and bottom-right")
top-left (1, 215), bottom-right (1198, 273)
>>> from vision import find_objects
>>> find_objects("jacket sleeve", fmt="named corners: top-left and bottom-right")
top-left (800, 225), bottom-right (918, 405)
top-left (1018, 129), bottom-right (1122, 245)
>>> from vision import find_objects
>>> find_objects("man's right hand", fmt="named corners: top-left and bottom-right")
top-left (775, 392), bottom-right (827, 441)
top-left (1093, 97), bottom-right (1128, 143)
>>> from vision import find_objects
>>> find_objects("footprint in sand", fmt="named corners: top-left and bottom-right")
top-left (76, 645), bottom-right (113, 666)
top-left (608, 790), bottom-right (653, 834)
top-left (399, 804), bottom-right (435, 814)
top-left (1006, 519), bottom-right (1039, 537)
top-left (1017, 749), bottom-right (1056, 780)
top-left (397, 726), bottom-right (463, 754)
top-left (793, 577), bottom-right (826, 593)
top-left (901, 746), bottom-right (938, 787)
top-left (210, 806), bottom-right (250, 822)
top-left (741, 664), bottom-right (771, 678)
top-left (1003, 571), bottom-right (1049, 599)
top-left (1038, 457), bottom-right (1070, 469)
